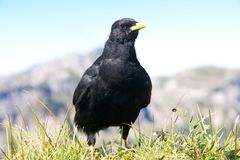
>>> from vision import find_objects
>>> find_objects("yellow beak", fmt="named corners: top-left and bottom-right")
top-left (130, 23), bottom-right (146, 31)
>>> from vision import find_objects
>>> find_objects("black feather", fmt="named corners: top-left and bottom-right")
top-left (73, 18), bottom-right (152, 146)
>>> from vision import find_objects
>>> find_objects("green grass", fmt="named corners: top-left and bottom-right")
top-left (1, 97), bottom-right (240, 159)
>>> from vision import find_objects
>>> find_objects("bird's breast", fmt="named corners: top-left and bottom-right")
top-left (99, 59), bottom-right (141, 86)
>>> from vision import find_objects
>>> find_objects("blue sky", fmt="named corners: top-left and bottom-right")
top-left (0, 0), bottom-right (240, 77)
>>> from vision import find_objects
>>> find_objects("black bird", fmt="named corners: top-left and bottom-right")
top-left (73, 18), bottom-right (152, 150)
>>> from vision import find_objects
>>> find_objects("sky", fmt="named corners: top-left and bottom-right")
top-left (0, 0), bottom-right (240, 77)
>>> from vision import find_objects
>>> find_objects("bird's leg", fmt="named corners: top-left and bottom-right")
top-left (121, 125), bottom-right (131, 148)
top-left (124, 139), bottom-right (129, 148)
top-left (87, 133), bottom-right (96, 160)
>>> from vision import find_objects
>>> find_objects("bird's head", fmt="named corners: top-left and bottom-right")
top-left (109, 18), bottom-right (146, 43)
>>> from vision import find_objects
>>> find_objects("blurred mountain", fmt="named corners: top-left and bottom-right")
top-left (0, 48), bottom-right (102, 146)
top-left (150, 67), bottom-right (240, 129)
top-left (1, 49), bottom-right (240, 145)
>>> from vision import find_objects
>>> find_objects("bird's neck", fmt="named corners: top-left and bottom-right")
top-left (102, 39), bottom-right (138, 61)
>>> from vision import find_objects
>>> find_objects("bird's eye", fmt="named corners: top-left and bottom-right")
top-left (120, 24), bottom-right (127, 29)
top-left (120, 23), bottom-right (132, 30)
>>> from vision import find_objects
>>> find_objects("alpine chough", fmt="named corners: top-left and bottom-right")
top-left (73, 18), bottom-right (152, 149)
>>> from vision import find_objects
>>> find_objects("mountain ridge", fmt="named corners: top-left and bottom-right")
top-left (1, 50), bottom-right (240, 146)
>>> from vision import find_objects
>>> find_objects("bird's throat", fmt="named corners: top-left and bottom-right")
top-left (102, 39), bottom-right (137, 61)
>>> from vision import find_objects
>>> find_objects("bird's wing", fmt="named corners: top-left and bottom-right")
top-left (72, 57), bottom-right (101, 109)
